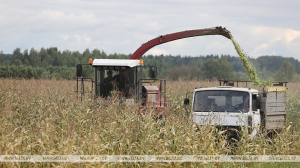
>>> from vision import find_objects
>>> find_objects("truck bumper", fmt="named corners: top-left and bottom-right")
top-left (192, 113), bottom-right (248, 126)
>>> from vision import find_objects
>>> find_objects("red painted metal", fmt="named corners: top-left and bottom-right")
top-left (129, 26), bottom-right (232, 60)
top-left (138, 85), bottom-right (168, 116)
top-left (143, 86), bottom-right (167, 107)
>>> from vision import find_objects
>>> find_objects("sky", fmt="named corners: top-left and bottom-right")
top-left (0, 0), bottom-right (300, 59)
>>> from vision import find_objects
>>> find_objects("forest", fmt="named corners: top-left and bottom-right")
top-left (1, 47), bottom-right (300, 82)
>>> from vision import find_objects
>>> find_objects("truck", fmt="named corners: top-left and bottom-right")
top-left (76, 27), bottom-right (233, 114)
top-left (184, 80), bottom-right (287, 138)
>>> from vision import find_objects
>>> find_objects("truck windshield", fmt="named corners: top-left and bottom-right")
top-left (193, 90), bottom-right (250, 113)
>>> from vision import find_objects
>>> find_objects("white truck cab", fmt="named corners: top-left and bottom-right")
top-left (189, 86), bottom-right (260, 136)
top-left (185, 83), bottom-right (287, 137)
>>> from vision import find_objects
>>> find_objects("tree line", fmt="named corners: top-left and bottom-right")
top-left (0, 48), bottom-right (300, 82)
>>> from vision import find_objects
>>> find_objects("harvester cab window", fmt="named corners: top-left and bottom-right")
top-left (115, 69), bottom-right (131, 97)
top-left (95, 66), bottom-right (141, 99)
top-left (96, 69), bottom-right (118, 98)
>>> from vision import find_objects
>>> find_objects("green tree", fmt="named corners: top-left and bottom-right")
top-left (29, 48), bottom-right (41, 67)
top-left (82, 49), bottom-right (91, 62)
top-left (39, 48), bottom-right (53, 67)
top-left (23, 49), bottom-right (29, 64)
top-left (274, 59), bottom-right (295, 82)
top-left (101, 50), bottom-right (107, 58)
top-left (92, 49), bottom-right (101, 59)
top-left (169, 65), bottom-right (201, 80)
top-left (201, 56), bottom-right (233, 80)
top-left (47, 47), bottom-right (60, 66)
top-left (0, 50), bottom-right (4, 65)
top-left (23, 59), bottom-right (29, 66)
top-left (10, 48), bottom-right (23, 65)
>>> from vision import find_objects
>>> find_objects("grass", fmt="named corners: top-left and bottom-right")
top-left (0, 78), bottom-right (300, 167)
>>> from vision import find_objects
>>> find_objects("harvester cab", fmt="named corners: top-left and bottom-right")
top-left (93, 59), bottom-right (143, 103)
top-left (76, 59), bottom-right (167, 113)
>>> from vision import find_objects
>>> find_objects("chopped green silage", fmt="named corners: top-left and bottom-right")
top-left (231, 38), bottom-right (272, 87)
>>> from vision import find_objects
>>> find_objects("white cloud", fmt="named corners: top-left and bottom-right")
top-left (74, 35), bottom-right (82, 42)
top-left (284, 29), bottom-right (300, 43)
top-left (241, 26), bottom-right (300, 58)
top-left (253, 37), bottom-right (282, 54)
top-left (84, 36), bottom-right (92, 44)
top-left (146, 48), bottom-right (169, 56)
top-left (60, 34), bottom-right (69, 40)
top-left (29, 10), bottom-right (99, 32)
top-left (168, 39), bottom-right (187, 47)
top-left (205, 41), bottom-right (234, 54)
top-left (147, 22), bottom-right (165, 32)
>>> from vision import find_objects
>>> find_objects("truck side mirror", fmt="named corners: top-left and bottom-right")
top-left (184, 98), bottom-right (189, 105)
top-left (256, 94), bottom-right (261, 109)
top-left (77, 64), bottom-right (82, 77)
top-left (149, 66), bottom-right (157, 79)
top-left (252, 94), bottom-right (261, 110)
